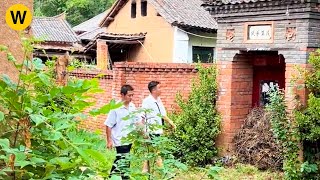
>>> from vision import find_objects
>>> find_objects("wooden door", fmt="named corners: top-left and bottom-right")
top-left (252, 54), bottom-right (285, 107)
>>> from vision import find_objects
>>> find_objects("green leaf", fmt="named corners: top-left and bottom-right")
top-left (62, 86), bottom-right (76, 94)
top-left (0, 139), bottom-right (10, 149)
top-left (46, 131), bottom-right (62, 141)
top-left (50, 157), bottom-right (77, 170)
top-left (54, 120), bottom-right (72, 131)
top-left (30, 157), bottom-right (46, 164)
top-left (0, 168), bottom-right (12, 176)
top-left (0, 112), bottom-right (4, 122)
top-left (49, 87), bottom-right (60, 97)
top-left (84, 149), bottom-right (108, 163)
top-left (67, 66), bottom-right (75, 72)
top-left (89, 100), bottom-right (122, 116)
top-left (43, 164), bottom-right (55, 179)
top-left (74, 146), bottom-right (93, 165)
top-left (30, 114), bottom-right (47, 126)
top-left (38, 73), bottom-right (51, 86)
top-left (32, 58), bottom-right (45, 70)
top-left (15, 160), bottom-right (32, 168)
top-left (7, 53), bottom-right (16, 62)
top-left (0, 45), bottom-right (8, 51)
top-left (82, 79), bottom-right (99, 89)
top-left (23, 60), bottom-right (32, 70)
top-left (0, 155), bottom-right (8, 161)
top-left (110, 175), bottom-right (122, 180)
top-left (2, 74), bottom-right (16, 89)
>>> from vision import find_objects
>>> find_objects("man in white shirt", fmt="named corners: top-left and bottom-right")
top-left (141, 81), bottom-right (176, 172)
top-left (105, 84), bottom-right (140, 179)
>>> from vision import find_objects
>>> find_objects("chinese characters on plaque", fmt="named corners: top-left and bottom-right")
top-left (248, 25), bottom-right (272, 40)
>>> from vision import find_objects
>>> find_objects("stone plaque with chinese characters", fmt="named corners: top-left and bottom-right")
top-left (248, 25), bottom-right (272, 40)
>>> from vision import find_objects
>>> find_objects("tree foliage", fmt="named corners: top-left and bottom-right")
top-left (266, 49), bottom-right (320, 179)
top-left (266, 89), bottom-right (302, 180)
top-left (170, 65), bottom-right (221, 166)
top-left (119, 109), bottom-right (188, 180)
top-left (0, 37), bottom-right (119, 179)
top-left (34, 0), bottom-right (115, 26)
top-left (294, 50), bottom-right (320, 178)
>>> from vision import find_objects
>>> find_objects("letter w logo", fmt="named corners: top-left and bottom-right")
top-left (10, 11), bottom-right (27, 24)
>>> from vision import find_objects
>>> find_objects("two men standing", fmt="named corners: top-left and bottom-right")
top-left (105, 81), bottom-right (175, 179)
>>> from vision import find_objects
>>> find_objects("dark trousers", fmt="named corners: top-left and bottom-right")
top-left (110, 144), bottom-right (132, 180)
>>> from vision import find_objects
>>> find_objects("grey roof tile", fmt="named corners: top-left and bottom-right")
top-left (32, 17), bottom-right (80, 43)
top-left (149, 0), bottom-right (217, 29)
top-left (73, 10), bottom-right (109, 33)
top-left (101, 0), bottom-right (217, 30)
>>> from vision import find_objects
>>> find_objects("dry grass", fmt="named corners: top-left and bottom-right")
top-left (233, 108), bottom-right (283, 170)
top-left (175, 164), bottom-right (283, 180)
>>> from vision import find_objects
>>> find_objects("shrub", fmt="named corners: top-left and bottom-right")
top-left (169, 64), bottom-right (221, 166)
top-left (266, 89), bottom-right (301, 180)
top-left (0, 37), bottom-right (117, 179)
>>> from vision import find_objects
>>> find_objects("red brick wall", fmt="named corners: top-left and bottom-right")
top-left (216, 54), bottom-right (253, 154)
top-left (285, 63), bottom-right (311, 111)
top-left (0, 0), bottom-right (33, 81)
top-left (70, 69), bottom-right (113, 132)
top-left (72, 63), bottom-right (198, 133)
top-left (114, 62), bottom-right (197, 110)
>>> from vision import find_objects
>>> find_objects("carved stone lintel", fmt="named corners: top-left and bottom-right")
top-left (285, 27), bottom-right (296, 41)
top-left (226, 28), bottom-right (235, 42)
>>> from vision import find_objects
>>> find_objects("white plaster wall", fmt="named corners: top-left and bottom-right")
top-left (172, 27), bottom-right (189, 63)
top-left (172, 27), bottom-right (217, 63)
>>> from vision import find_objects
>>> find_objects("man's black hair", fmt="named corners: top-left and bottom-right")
top-left (148, 81), bottom-right (160, 93)
top-left (121, 84), bottom-right (134, 95)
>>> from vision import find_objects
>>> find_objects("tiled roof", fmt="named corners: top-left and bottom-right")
top-left (84, 32), bottom-right (146, 51)
top-left (32, 16), bottom-right (80, 43)
top-left (101, 0), bottom-right (217, 30)
top-left (78, 27), bottom-right (107, 40)
top-left (149, 0), bottom-right (217, 30)
top-left (73, 10), bottom-right (109, 33)
top-left (202, 0), bottom-right (301, 6)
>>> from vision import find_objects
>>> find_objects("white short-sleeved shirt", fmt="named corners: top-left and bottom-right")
top-left (104, 102), bottom-right (139, 147)
top-left (142, 95), bottom-right (167, 134)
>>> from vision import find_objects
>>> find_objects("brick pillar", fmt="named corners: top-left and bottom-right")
top-left (112, 62), bottom-right (127, 100)
top-left (285, 63), bottom-right (311, 161)
top-left (285, 63), bottom-right (310, 111)
top-left (216, 61), bottom-right (233, 154)
top-left (216, 53), bottom-right (253, 155)
top-left (96, 40), bottom-right (109, 70)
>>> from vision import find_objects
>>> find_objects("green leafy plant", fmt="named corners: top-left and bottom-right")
top-left (266, 89), bottom-right (302, 180)
top-left (294, 49), bottom-right (320, 179)
top-left (116, 109), bottom-right (188, 180)
top-left (300, 161), bottom-right (318, 175)
top-left (207, 165), bottom-right (224, 180)
top-left (169, 64), bottom-right (221, 166)
top-left (0, 37), bottom-right (118, 179)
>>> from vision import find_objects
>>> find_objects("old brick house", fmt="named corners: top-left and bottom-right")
top-left (76, 0), bottom-right (218, 70)
top-left (0, 1), bottom-right (33, 81)
top-left (202, 0), bottom-right (316, 153)
top-left (31, 13), bottom-right (86, 61)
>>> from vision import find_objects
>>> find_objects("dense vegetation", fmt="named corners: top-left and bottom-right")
top-left (34, 0), bottom-right (115, 26)
top-left (0, 37), bottom-right (119, 179)
top-left (170, 65), bottom-right (221, 166)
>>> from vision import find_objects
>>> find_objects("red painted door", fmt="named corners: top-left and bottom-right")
top-left (252, 55), bottom-right (285, 107)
